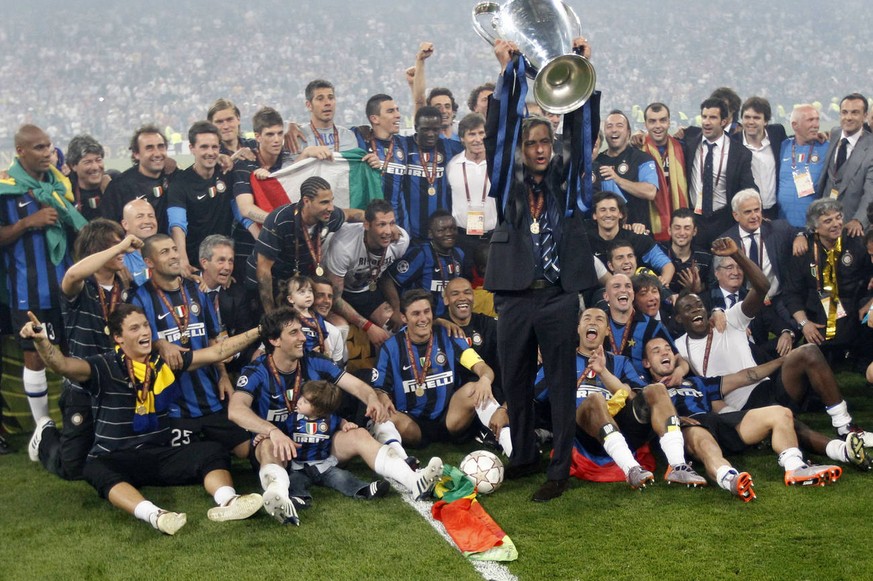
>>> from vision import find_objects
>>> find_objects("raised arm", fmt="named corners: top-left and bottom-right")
top-left (20, 312), bottom-right (91, 383)
top-left (62, 234), bottom-right (142, 297)
top-left (189, 327), bottom-right (262, 371)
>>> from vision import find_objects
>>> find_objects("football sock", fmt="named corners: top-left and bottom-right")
top-left (375, 445), bottom-right (416, 491)
top-left (716, 465), bottom-right (738, 491)
top-left (826, 401), bottom-right (852, 434)
top-left (474, 400), bottom-right (512, 456)
top-left (825, 439), bottom-right (848, 463)
top-left (135, 500), bottom-right (161, 528)
top-left (23, 367), bottom-right (50, 422)
top-left (777, 447), bottom-right (806, 471)
top-left (497, 427), bottom-right (513, 457)
top-left (259, 463), bottom-right (290, 493)
top-left (370, 421), bottom-right (407, 459)
top-left (213, 486), bottom-right (236, 506)
top-left (602, 429), bottom-right (637, 476)
top-left (659, 428), bottom-right (687, 467)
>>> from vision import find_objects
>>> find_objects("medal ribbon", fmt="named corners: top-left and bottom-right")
top-left (608, 309), bottom-right (635, 355)
top-left (370, 136), bottom-right (395, 174)
top-left (685, 328), bottom-right (714, 376)
top-left (366, 231), bottom-right (388, 289)
top-left (311, 122), bottom-right (340, 152)
top-left (96, 277), bottom-right (122, 323)
top-left (422, 150), bottom-right (438, 188)
top-left (152, 281), bottom-right (190, 340)
top-left (268, 355), bottom-right (302, 412)
top-left (300, 315), bottom-right (326, 352)
top-left (404, 331), bottom-right (434, 390)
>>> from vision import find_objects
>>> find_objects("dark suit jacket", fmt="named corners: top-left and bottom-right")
top-left (720, 218), bottom-right (795, 286)
top-left (682, 132), bottom-right (758, 212)
top-left (483, 74), bottom-right (600, 293)
top-left (816, 127), bottom-right (873, 226)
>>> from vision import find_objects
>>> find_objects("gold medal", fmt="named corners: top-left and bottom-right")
top-left (104, 325), bottom-right (110, 336)
top-left (180, 335), bottom-right (189, 345)
top-left (315, 265), bottom-right (325, 276)
top-left (136, 404), bottom-right (146, 415)
top-left (530, 221), bottom-right (540, 234)
top-left (415, 385), bottom-right (425, 397)
top-left (427, 186), bottom-right (436, 196)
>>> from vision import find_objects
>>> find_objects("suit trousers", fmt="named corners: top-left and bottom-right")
top-left (495, 285), bottom-right (578, 481)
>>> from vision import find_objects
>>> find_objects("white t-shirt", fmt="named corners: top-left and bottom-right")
top-left (676, 302), bottom-right (760, 411)
top-left (446, 153), bottom-right (498, 232)
top-left (323, 222), bottom-right (410, 293)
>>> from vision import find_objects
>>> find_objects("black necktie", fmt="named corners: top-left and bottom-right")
top-left (702, 142), bottom-right (716, 215)
top-left (835, 138), bottom-right (849, 173)
top-left (747, 233), bottom-right (759, 265)
top-left (727, 293), bottom-right (737, 308)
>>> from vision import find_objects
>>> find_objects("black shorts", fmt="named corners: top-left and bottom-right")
top-left (83, 442), bottom-right (230, 498)
top-left (742, 372), bottom-right (795, 413)
top-left (13, 307), bottom-right (66, 352)
top-left (575, 401), bottom-right (654, 456)
top-left (342, 289), bottom-right (387, 321)
top-left (405, 410), bottom-right (478, 449)
top-left (685, 411), bottom-right (749, 455)
top-left (168, 409), bottom-right (249, 452)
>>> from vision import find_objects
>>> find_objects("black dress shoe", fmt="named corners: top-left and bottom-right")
top-left (532, 478), bottom-right (569, 502)
top-left (504, 461), bottom-right (541, 480)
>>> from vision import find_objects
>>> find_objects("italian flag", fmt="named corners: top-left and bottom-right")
top-left (269, 148), bottom-right (383, 210)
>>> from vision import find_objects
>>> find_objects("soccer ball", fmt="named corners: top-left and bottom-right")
top-left (459, 450), bottom-right (504, 495)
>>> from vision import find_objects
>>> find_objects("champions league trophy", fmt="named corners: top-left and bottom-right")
top-left (472, 0), bottom-right (596, 114)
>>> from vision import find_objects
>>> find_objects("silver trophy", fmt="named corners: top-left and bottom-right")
top-left (472, 0), bottom-right (596, 114)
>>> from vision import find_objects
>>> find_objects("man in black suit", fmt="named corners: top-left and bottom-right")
top-left (485, 39), bottom-right (600, 501)
top-left (198, 235), bottom-right (260, 374)
top-left (719, 189), bottom-right (799, 358)
top-left (683, 98), bottom-right (758, 249)
top-left (735, 97), bottom-right (787, 220)
top-left (816, 93), bottom-right (873, 237)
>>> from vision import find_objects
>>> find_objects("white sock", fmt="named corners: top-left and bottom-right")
top-left (475, 399), bottom-right (501, 427)
top-left (826, 400), bottom-right (852, 433)
top-left (375, 445), bottom-right (415, 490)
top-left (259, 463), bottom-right (290, 493)
top-left (715, 465), bottom-right (738, 491)
top-left (825, 439), bottom-right (848, 463)
top-left (370, 421), bottom-right (407, 459)
top-left (659, 429), bottom-right (687, 467)
top-left (497, 427), bottom-right (513, 457)
top-left (602, 431), bottom-right (638, 476)
top-left (777, 447), bottom-right (806, 471)
top-left (23, 367), bottom-right (50, 422)
top-left (135, 500), bottom-right (161, 528)
top-left (213, 485), bottom-right (237, 506)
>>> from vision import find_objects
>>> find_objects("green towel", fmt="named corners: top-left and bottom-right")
top-left (0, 159), bottom-right (88, 264)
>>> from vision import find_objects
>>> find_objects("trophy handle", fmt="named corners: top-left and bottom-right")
top-left (472, 2), bottom-right (501, 46)
top-left (562, 1), bottom-right (582, 37)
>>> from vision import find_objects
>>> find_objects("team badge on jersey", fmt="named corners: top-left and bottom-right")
top-left (190, 302), bottom-right (201, 316)
top-left (437, 153), bottom-right (444, 164)
top-left (152, 186), bottom-right (163, 198)
top-left (236, 375), bottom-right (248, 388)
top-left (371, 369), bottom-right (379, 383)
top-left (471, 331), bottom-right (483, 346)
top-left (207, 186), bottom-right (217, 199)
top-left (216, 179), bottom-right (226, 193)
top-left (435, 351), bottom-right (447, 365)
top-left (395, 149), bottom-right (404, 161)
top-left (617, 162), bottom-right (629, 175)
top-left (810, 154), bottom-right (819, 163)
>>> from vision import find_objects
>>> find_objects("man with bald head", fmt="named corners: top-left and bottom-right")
top-left (0, 124), bottom-right (87, 427)
top-left (121, 198), bottom-right (159, 286)
top-left (777, 104), bottom-right (830, 229)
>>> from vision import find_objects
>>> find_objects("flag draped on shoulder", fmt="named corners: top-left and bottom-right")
top-left (270, 148), bottom-right (383, 210)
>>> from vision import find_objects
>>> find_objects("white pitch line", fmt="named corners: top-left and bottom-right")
top-left (392, 482), bottom-right (518, 581)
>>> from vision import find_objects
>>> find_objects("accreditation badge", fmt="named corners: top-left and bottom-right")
top-left (830, 188), bottom-right (840, 200)
top-left (793, 169), bottom-right (815, 198)
top-left (466, 210), bottom-right (485, 236)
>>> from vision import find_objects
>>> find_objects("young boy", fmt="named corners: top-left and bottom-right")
top-left (288, 380), bottom-right (390, 507)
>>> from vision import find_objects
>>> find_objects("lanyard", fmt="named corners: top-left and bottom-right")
top-left (462, 162), bottom-right (488, 207)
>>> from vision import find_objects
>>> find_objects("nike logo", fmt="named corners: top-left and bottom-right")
top-left (270, 393), bottom-right (282, 400)
top-left (196, 194), bottom-right (207, 200)
top-left (158, 312), bottom-right (172, 320)
top-left (18, 200), bottom-right (31, 208)
top-left (402, 364), bottom-right (413, 371)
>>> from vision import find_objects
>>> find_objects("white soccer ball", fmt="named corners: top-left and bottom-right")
top-left (459, 450), bottom-right (504, 495)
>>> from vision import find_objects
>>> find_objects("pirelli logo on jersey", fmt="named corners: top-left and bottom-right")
top-left (266, 408), bottom-right (289, 423)
top-left (293, 431), bottom-right (330, 445)
top-left (407, 166), bottom-right (445, 179)
top-left (576, 385), bottom-right (612, 401)
top-left (667, 387), bottom-right (704, 399)
top-left (157, 322), bottom-right (207, 344)
top-left (384, 162), bottom-right (407, 176)
top-left (402, 370), bottom-right (453, 394)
